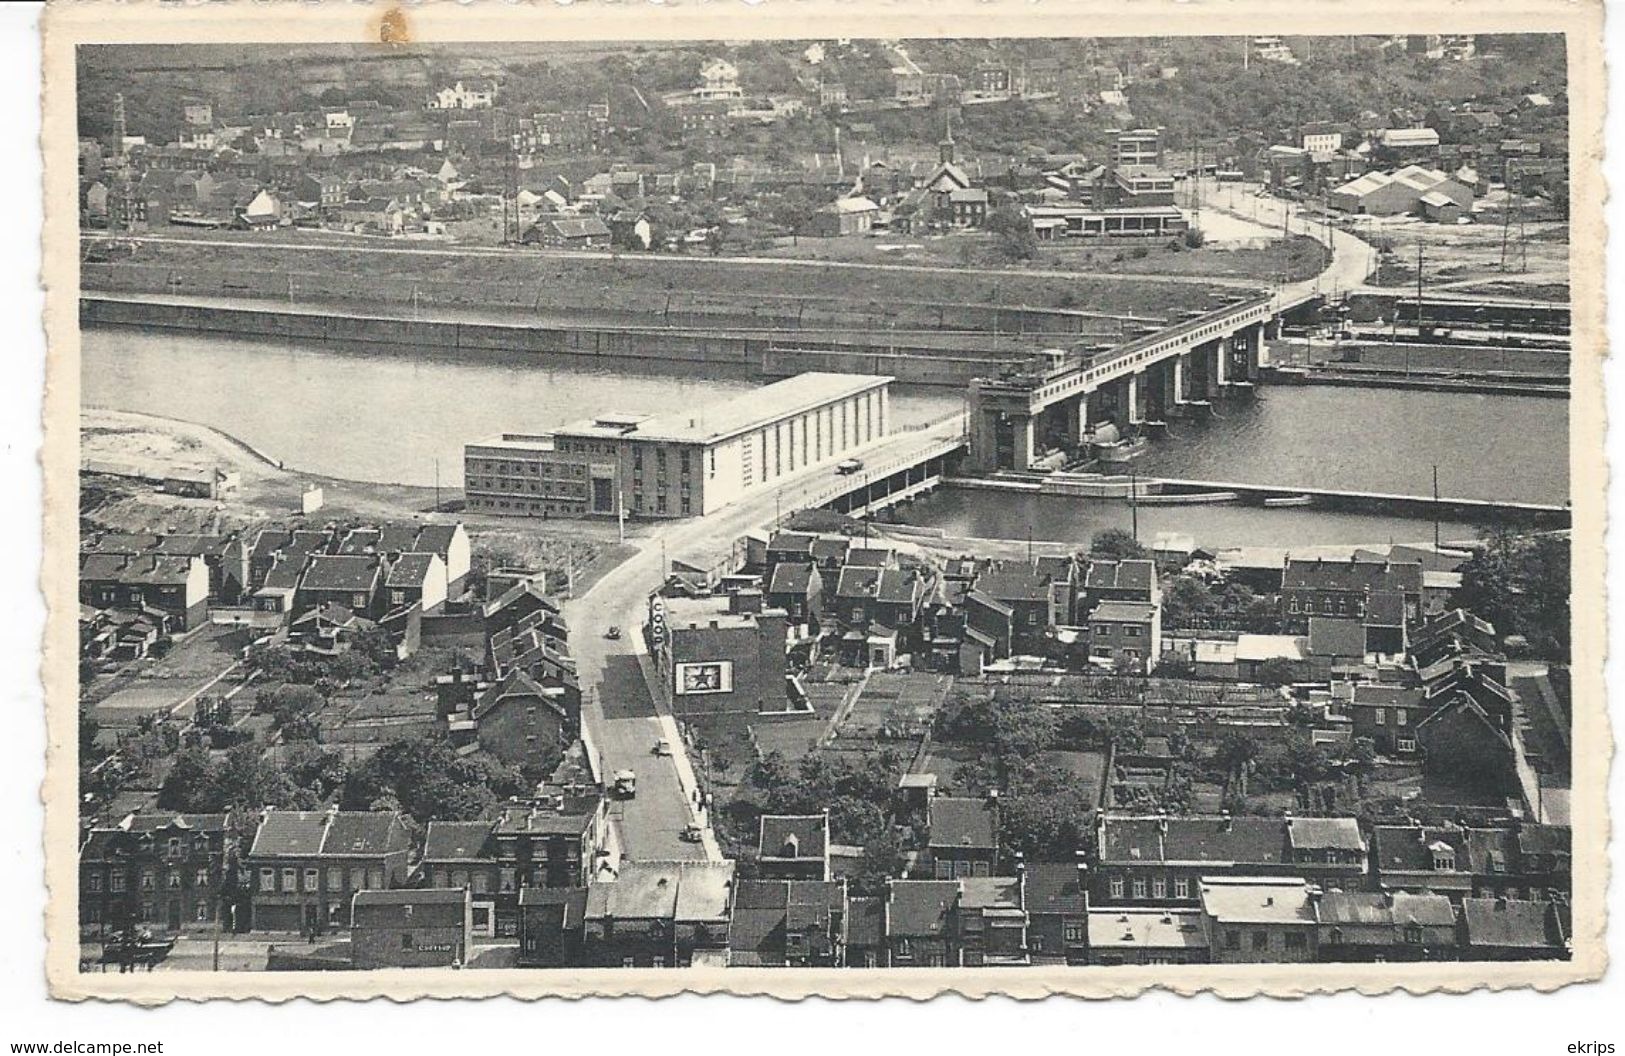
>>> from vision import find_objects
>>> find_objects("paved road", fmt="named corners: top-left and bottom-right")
top-left (1193, 178), bottom-right (1379, 307)
top-left (561, 418), bottom-right (965, 864)
top-left (559, 415), bottom-right (962, 857)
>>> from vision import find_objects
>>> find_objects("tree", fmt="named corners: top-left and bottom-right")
top-left (1089, 528), bottom-right (1147, 561)
top-left (1153, 654), bottom-right (1196, 679)
top-left (1256, 657), bottom-right (1299, 688)
top-left (1161, 575), bottom-right (1216, 626)
top-left (935, 689), bottom-right (1057, 760)
top-left (984, 204), bottom-right (1038, 262)
top-left (256, 684), bottom-right (325, 731)
top-left (1453, 528), bottom-right (1570, 660)
top-left (340, 735), bottom-right (526, 827)
top-left (1214, 730), bottom-right (1260, 780)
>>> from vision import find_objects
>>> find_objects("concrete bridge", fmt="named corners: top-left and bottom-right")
top-left (967, 290), bottom-right (1319, 473)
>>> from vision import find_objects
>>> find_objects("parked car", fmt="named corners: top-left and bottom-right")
top-left (604, 625), bottom-right (622, 640)
top-left (653, 739), bottom-right (672, 757)
top-left (613, 769), bottom-right (637, 797)
top-left (681, 823), bottom-right (704, 843)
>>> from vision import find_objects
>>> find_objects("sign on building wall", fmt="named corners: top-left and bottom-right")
top-left (674, 660), bottom-right (733, 695)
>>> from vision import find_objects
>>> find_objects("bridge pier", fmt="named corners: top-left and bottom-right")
top-left (1172, 353), bottom-right (1189, 407)
top-left (1011, 412), bottom-right (1035, 469)
top-left (1061, 393), bottom-right (1089, 447)
top-left (1126, 371), bottom-right (1145, 425)
top-left (1242, 321), bottom-right (1264, 381)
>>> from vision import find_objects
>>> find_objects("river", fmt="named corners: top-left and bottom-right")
top-left (80, 325), bottom-right (963, 487)
top-left (82, 324), bottom-right (1567, 549)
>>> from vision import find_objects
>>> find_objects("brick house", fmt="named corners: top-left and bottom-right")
top-left (1081, 558), bottom-right (1160, 615)
top-left (958, 876), bottom-right (1029, 966)
top-left (468, 669), bottom-right (580, 772)
top-left (78, 813), bottom-right (232, 936)
top-left (420, 794), bottom-right (607, 939)
top-left (295, 554), bottom-right (383, 619)
top-left (924, 796), bottom-right (999, 879)
top-left (971, 567), bottom-right (1055, 657)
top-left (246, 809), bottom-right (411, 934)
top-left (1024, 859), bottom-right (1089, 965)
top-left (1086, 599), bottom-right (1162, 674)
top-left (382, 552), bottom-right (448, 615)
top-left (1281, 557), bottom-right (1424, 625)
top-left (79, 553), bottom-right (211, 631)
top-left (765, 562), bottom-right (823, 634)
top-left (727, 879), bottom-right (848, 967)
top-left (883, 880), bottom-right (961, 967)
top-left (517, 887), bottom-right (589, 967)
top-left (1199, 877), bottom-right (1319, 963)
top-left (1315, 891), bottom-right (1458, 962)
top-left (1093, 814), bottom-right (1367, 906)
top-left (1348, 683), bottom-right (1425, 754)
top-left (350, 889), bottom-right (472, 969)
top-left (581, 861), bottom-right (736, 968)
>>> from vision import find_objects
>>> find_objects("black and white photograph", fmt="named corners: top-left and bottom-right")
top-left (32, 1), bottom-right (1608, 1010)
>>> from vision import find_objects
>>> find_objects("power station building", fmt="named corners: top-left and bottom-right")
top-left (465, 373), bottom-right (892, 520)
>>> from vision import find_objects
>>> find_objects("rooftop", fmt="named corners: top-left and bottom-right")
top-left (759, 814), bottom-right (829, 862)
top-left (558, 372), bottom-right (892, 447)
top-left (928, 796), bottom-right (996, 851)
top-left (300, 555), bottom-right (381, 593)
top-left (1091, 600), bottom-right (1159, 624)
top-left (1088, 908), bottom-right (1209, 950)
top-left (1198, 877), bottom-right (1317, 925)
top-left (886, 880), bottom-right (960, 938)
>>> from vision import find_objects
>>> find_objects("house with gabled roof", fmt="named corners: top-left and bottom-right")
top-left (924, 795), bottom-right (999, 880)
top-left (1316, 890), bottom-right (1459, 962)
top-left (246, 808), bottom-right (411, 933)
top-left (1094, 813), bottom-right (1367, 907)
top-left (1460, 897), bottom-right (1570, 960)
top-left (727, 879), bottom-right (848, 967)
top-left (758, 813), bottom-right (831, 881)
top-left (468, 668), bottom-right (579, 771)
top-left (1024, 859), bottom-right (1089, 965)
top-left (295, 554), bottom-right (383, 619)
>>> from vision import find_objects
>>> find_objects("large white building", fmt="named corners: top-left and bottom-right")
top-left (466, 373), bottom-right (893, 520)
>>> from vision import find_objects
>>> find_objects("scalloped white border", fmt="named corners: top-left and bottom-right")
top-left (39, 0), bottom-right (1610, 1003)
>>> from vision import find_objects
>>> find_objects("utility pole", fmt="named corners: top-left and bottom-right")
top-left (1129, 468), bottom-right (1139, 543)
top-left (1499, 157), bottom-right (1515, 272)
top-left (433, 458), bottom-right (440, 513)
top-left (1432, 463), bottom-right (1441, 552)
top-left (1415, 242), bottom-right (1425, 339)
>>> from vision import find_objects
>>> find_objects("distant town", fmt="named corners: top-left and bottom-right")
top-left (76, 34), bottom-right (1572, 973)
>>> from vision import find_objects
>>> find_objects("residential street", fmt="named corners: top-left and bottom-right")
top-left (562, 417), bottom-right (965, 863)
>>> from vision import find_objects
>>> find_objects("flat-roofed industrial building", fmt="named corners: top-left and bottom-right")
top-left (465, 372), bottom-right (892, 519)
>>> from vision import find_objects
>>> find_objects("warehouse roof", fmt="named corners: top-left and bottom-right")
top-left (556, 372), bottom-right (892, 447)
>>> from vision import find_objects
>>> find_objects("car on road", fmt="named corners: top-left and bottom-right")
top-left (653, 738), bottom-right (672, 757)
top-left (613, 769), bottom-right (637, 797)
top-left (836, 458), bottom-right (864, 475)
top-left (681, 823), bottom-right (704, 843)
top-left (604, 625), bottom-right (622, 640)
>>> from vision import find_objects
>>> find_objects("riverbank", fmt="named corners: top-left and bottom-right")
top-left (80, 407), bottom-right (629, 582)
top-left (82, 230), bottom-right (1233, 327)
